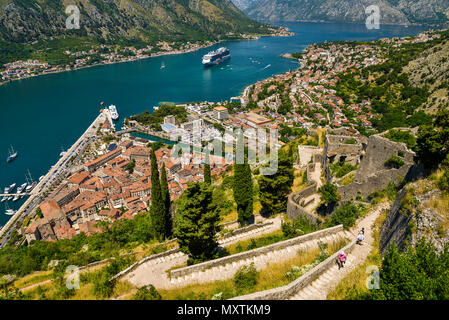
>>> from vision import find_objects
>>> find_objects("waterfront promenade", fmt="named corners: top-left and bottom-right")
top-left (0, 110), bottom-right (113, 243)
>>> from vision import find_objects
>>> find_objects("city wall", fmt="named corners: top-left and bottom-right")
top-left (229, 239), bottom-right (356, 300)
top-left (169, 225), bottom-right (344, 279)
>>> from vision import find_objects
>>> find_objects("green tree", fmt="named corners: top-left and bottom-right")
top-left (318, 183), bottom-right (341, 207)
top-left (125, 159), bottom-right (136, 174)
top-left (233, 134), bottom-right (254, 225)
top-left (204, 152), bottom-right (211, 185)
top-left (258, 146), bottom-right (294, 215)
top-left (416, 108), bottom-right (449, 169)
top-left (150, 148), bottom-right (166, 240)
top-left (362, 239), bottom-right (449, 300)
top-left (328, 203), bottom-right (360, 229)
top-left (174, 182), bottom-right (221, 264)
top-left (160, 163), bottom-right (172, 237)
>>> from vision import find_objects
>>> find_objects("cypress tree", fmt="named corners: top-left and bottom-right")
top-left (204, 151), bottom-right (211, 185)
top-left (258, 145), bottom-right (294, 215)
top-left (160, 163), bottom-right (172, 237)
top-left (174, 182), bottom-right (221, 264)
top-left (233, 133), bottom-right (254, 225)
top-left (150, 148), bottom-right (166, 240)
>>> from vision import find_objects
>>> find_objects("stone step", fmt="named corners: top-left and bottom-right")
top-left (306, 284), bottom-right (321, 296)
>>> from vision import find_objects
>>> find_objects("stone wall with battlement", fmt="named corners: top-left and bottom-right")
top-left (338, 134), bottom-right (416, 201)
top-left (169, 225), bottom-right (344, 279)
top-left (229, 240), bottom-right (356, 300)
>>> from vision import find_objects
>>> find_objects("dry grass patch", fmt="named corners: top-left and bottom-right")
top-left (14, 270), bottom-right (53, 289)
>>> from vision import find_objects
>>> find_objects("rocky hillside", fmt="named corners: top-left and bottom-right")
top-left (403, 36), bottom-right (449, 113)
top-left (242, 0), bottom-right (449, 25)
top-left (0, 0), bottom-right (274, 43)
top-left (380, 175), bottom-right (449, 254)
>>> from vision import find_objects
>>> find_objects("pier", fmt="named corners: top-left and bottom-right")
top-left (0, 193), bottom-right (31, 197)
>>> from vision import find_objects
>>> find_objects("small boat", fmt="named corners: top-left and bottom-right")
top-left (9, 183), bottom-right (16, 192)
top-left (0, 197), bottom-right (6, 203)
top-left (25, 182), bottom-right (37, 193)
top-left (5, 209), bottom-right (16, 215)
top-left (6, 145), bottom-right (17, 163)
top-left (7, 196), bottom-right (13, 201)
top-left (161, 62), bottom-right (166, 69)
top-left (4, 186), bottom-right (10, 194)
top-left (17, 183), bottom-right (27, 194)
top-left (4, 203), bottom-right (16, 216)
top-left (12, 195), bottom-right (20, 202)
top-left (39, 176), bottom-right (45, 181)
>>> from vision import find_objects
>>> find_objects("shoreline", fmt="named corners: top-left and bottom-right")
top-left (0, 31), bottom-right (293, 87)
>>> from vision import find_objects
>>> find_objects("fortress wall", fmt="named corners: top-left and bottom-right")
top-left (170, 225), bottom-right (344, 279)
top-left (230, 240), bottom-right (356, 300)
top-left (287, 182), bottom-right (319, 223)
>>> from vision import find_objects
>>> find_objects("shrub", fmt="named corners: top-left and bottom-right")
top-left (233, 263), bottom-right (258, 291)
top-left (282, 217), bottom-right (320, 239)
top-left (438, 169), bottom-right (449, 193)
top-left (384, 155), bottom-right (404, 169)
top-left (344, 138), bottom-right (356, 144)
top-left (384, 129), bottom-right (416, 150)
top-left (133, 285), bottom-right (162, 300)
top-left (329, 203), bottom-right (361, 229)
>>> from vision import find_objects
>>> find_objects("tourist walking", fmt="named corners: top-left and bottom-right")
top-left (356, 232), bottom-right (365, 245)
top-left (337, 251), bottom-right (347, 269)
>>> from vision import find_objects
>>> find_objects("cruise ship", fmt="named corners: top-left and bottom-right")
top-left (108, 105), bottom-right (119, 120)
top-left (202, 47), bottom-right (231, 67)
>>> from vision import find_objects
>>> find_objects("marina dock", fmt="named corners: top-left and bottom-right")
top-left (0, 110), bottom-right (110, 242)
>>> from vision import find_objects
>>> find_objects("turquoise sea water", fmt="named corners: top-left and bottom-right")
top-left (0, 22), bottom-right (431, 225)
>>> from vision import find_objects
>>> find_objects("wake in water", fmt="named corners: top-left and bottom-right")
top-left (262, 64), bottom-right (271, 70)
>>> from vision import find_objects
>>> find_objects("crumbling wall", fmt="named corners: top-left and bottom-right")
top-left (338, 134), bottom-right (416, 201)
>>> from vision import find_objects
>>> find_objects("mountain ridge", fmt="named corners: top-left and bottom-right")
top-left (237, 0), bottom-right (449, 26)
top-left (0, 0), bottom-right (275, 43)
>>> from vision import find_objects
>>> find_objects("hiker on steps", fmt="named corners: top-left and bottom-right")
top-left (356, 229), bottom-right (365, 245)
top-left (336, 251), bottom-right (347, 270)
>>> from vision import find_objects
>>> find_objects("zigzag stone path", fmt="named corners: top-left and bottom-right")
top-left (288, 202), bottom-right (389, 300)
top-left (123, 220), bottom-right (352, 290)
top-left (121, 216), bottom-right (282, 289)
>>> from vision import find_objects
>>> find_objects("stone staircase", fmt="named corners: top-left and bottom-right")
top-left (288, 253), bottom-right (357, 300)
top-left (165, 229), bottom-right (353, 289)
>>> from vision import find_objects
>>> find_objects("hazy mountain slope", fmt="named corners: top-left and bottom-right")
top-left (231, 0), bottom-right (258, 10)
top-left (403, 36), bottom-right (449, 112)
top-left (0, 0), bottom-right (273, 43)
top-left (243, 0), bottom-right (449, 25)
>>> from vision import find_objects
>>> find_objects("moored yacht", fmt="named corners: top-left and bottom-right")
top-left (108, 105), bottom-right (119, 120)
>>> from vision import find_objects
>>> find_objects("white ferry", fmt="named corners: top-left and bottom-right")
top-left (108, 105), bottom-right (119, 120)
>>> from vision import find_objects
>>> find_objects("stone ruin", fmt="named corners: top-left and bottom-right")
top-left (321, 134), bottom-right (367, 183)
top-left (337, 133), bottom-right (416, 201)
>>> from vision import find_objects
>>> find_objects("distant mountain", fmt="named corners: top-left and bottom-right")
top-left (0, 0), bottom-right (274, 43)
top-left (231, 0), bottom-right (259, 11)
top-left (241, 0), bottom-right (449, 25)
